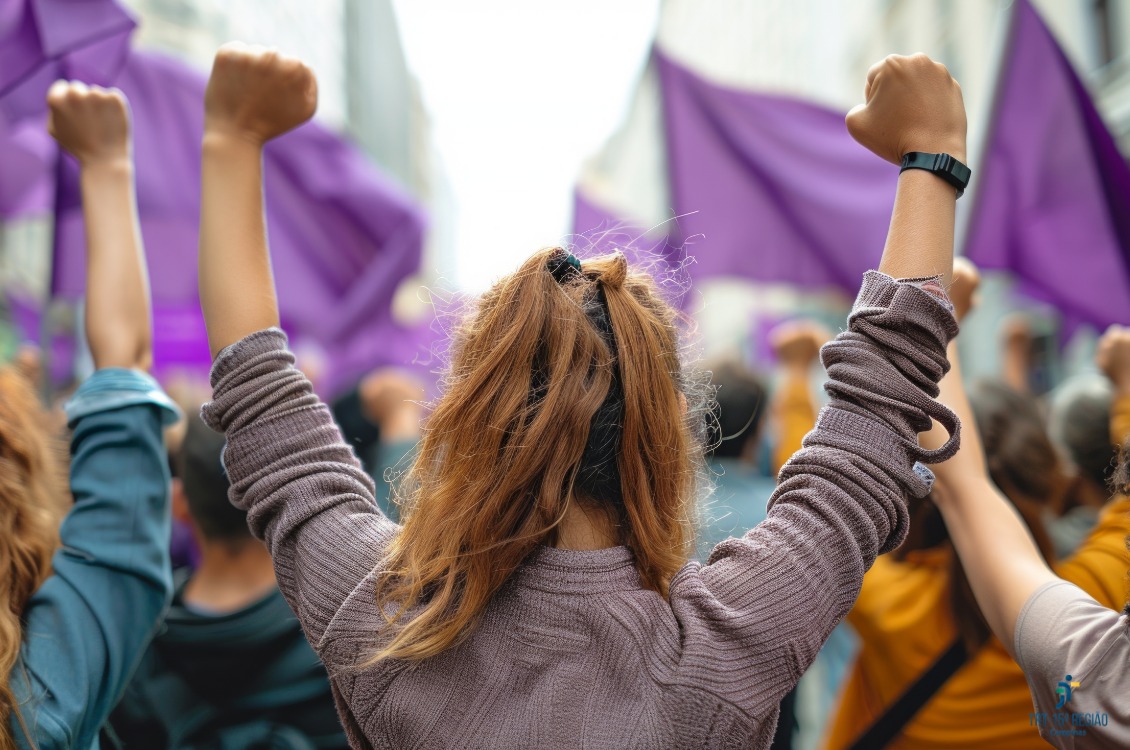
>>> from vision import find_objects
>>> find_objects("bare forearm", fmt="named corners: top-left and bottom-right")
top-left (922, 339), bottom-right (986, 478)
top-left (199, 133), bottom-right (279, 358)
top-left (934, 476), bottom-right (1057, 657)
top-left (877, 170), bottom-right (958, 286)
top-left (81, 159), bottom-right (152, 371)
top-left (925, 339), bottom-right (1056, 656)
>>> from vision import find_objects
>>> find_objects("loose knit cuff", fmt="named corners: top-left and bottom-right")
top-left (64, 368), bottom-right (182, 428)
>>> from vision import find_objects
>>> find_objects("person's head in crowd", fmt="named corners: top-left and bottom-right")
top-left (899, 379), bottom-right (1058, 650)
top-left (0, 368), bottom-right (66, 732)
top-left (173, 415), bottom-right (248, 550)
top-left (705, 361), bottom-right (767, 463)
top-left (970, 379), bottom-right (1070, 513)
top-left (376, 247), bottom-right (707, 661)
top-left (1048, 375), bottom-right (1116, 507)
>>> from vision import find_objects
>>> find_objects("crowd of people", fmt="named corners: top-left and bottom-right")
top-left (0, 42), bottom-right (1126, 750)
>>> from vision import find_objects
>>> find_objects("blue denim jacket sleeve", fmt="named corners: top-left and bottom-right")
top-left (11, 370), bottom-right (179, 749)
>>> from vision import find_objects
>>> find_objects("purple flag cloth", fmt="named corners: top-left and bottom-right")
top-left (964, 0), bottom-right (1130, 330)
top-left (657, 50), bottom-right (897, 294)
top-left (0, 0), bottom-right (136, 123)
top-left (0, 115), bottom-right (53, 217)
top-left (50, 51), bottom-right (427, 395)
top-left (571, 188), bottom-right (674, 264)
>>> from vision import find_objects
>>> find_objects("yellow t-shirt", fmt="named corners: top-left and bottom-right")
top-left (1111, 393), bottom-right (1130, 447)
top-left (824, 498), bottom-right (1130, 750)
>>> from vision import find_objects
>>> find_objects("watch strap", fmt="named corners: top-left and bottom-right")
top-left (899, 152), bottom-right (971, 198)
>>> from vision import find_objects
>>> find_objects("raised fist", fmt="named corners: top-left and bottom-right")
top-left (846, 53), bottom-right (967, 166)
top-left (949, 257), bottom-right (981, 322)
top-left (770, 320), bottom-right (831, 370)
top-left (1096, 325), bottom-right (1130, 394)
top-left (47, 81), bottom-right (130, 165)
top-left (204, 42), bottom-right (317, 145)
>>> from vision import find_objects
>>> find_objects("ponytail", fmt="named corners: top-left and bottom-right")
top-left (370, 248), bottom-right (702, 663)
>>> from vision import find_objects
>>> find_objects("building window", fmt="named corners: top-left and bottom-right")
top-left (1093, 0), bottom-right (1117, 67)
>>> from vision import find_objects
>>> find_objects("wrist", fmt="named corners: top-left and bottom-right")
top-left (202, 127), bottom-right (266, 155)
top-left (79, 154), bottom-right (132, 176)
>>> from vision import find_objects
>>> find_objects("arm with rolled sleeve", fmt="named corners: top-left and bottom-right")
top-left (11, 370), bottom-right (179, 749)
top-left (672, 273), bottom-right (960, 716)
top-left (201, 329), bottom-right (398, 652)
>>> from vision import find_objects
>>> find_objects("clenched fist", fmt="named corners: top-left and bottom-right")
top-left (47, 81), bottom-right (130, 165)
top-left (204, 42), bottom-right (317, 145)
top-left (1097, 325), bottom-right (1130, 395)
top-left (770, 320), bottom-right (831, 370)
top-left (846, 53), bottom-right (967, 166)
top-left (948, 257), bottom-right (981, 322)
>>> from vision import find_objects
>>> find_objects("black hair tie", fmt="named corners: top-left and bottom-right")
top-left (547, 250), bottom-right (582, 284)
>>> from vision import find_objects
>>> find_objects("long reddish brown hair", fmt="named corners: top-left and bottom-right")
top-left (371, 248), bottom-right (703, 662)
top-left (0, 368), bottom-right (67, 748)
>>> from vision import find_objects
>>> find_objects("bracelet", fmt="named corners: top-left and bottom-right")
top-left (899, 152), bottom-right (971, 198)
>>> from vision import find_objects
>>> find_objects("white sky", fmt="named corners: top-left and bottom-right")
top-left (391, 0), bottom-right (660, 291)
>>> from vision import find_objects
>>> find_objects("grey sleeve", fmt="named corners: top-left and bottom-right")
top-left (671, 272), bottom-right (960, 717)
top-left (202, 328), bottom-right (399, 653)
top-left (1014, 580), bottom-right (1130, 749)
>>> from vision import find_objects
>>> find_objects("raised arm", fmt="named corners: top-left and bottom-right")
top-left (199, 43), bottom-right (315, 355)
top-left (847, 54), bottom-right (966, 285)
top-left (921, 260), bottom-right (1058, 658)
top-left (673, 55), bottom-right (966, 714)
top-left (47, 81), bottom-right (151, 370)
top-left (1096, 325), bottom-right (1130, 444)
top-left (768, 322), bottom-right (826, 474)
top-left (197, 45), bottom-right (394, 653)
top-left (15, 84), bottom-right (179, 748)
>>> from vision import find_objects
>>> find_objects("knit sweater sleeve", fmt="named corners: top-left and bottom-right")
top-left (200, 329), bottom-right (398, 649)
top-left (670, 271), bottom-right (960, 719)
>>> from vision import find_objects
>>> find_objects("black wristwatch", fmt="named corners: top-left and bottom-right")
top-left (899, 152), bottom-right (971, 198)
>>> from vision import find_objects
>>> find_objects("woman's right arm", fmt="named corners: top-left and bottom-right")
top-left (673, 54), bottom-right (967, 715)
top-left (197, 45), bottom-right (396, 649)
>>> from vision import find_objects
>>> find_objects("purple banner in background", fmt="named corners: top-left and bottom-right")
top-left (0, 116), bottom-right (52, 218)
top-left (963, 0), bottom-right (1130, 331)
top-left (657, 50), bottom-right (896, 295)
top-left (48, 50), bottom-right (428, 396)
top-left (0, 0), bottom-right (137, 123)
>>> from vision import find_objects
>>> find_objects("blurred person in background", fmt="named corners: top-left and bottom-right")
top-left (1, 83), bottom-right (180, 748)
top-left (1045, 363), bottom-right (1129, 559)
top-left (1046, 374), bottom-right (1112, 557)
top-left (826, 262), bottom-right (1130, 749)
top-left (339, 369), bottom-right (424, 520)
top-left (919, 296), bottom-right (1130, 749)
top-left (697, 359), bottom-right (771, 559)
top-left (105, 415), bottom-right (348, 750)
top-left (192, 44), bottom-right (968, 748)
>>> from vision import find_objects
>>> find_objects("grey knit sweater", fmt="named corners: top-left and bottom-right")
top-left (202, 271), bottom-right (959, 750)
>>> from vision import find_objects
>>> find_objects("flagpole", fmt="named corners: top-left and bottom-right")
top-left (957, 0), bottom-right (1020, 258)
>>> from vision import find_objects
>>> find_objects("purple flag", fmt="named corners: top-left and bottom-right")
top-left (657, 51), bottom-right (896, 293)
top-left (0, 0), bottom-right (136, 123)
top-left (0, 116), bottom-right (53, 217)
top-left (50, 51), bottom-right (427, 395)
top-left (571, 188), bottom-right (674, 263)
top-left (964, 0), bottom-right (1130, 330)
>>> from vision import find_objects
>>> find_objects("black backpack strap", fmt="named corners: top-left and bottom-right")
top-left (847, 639), bottom-right (969, 750)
